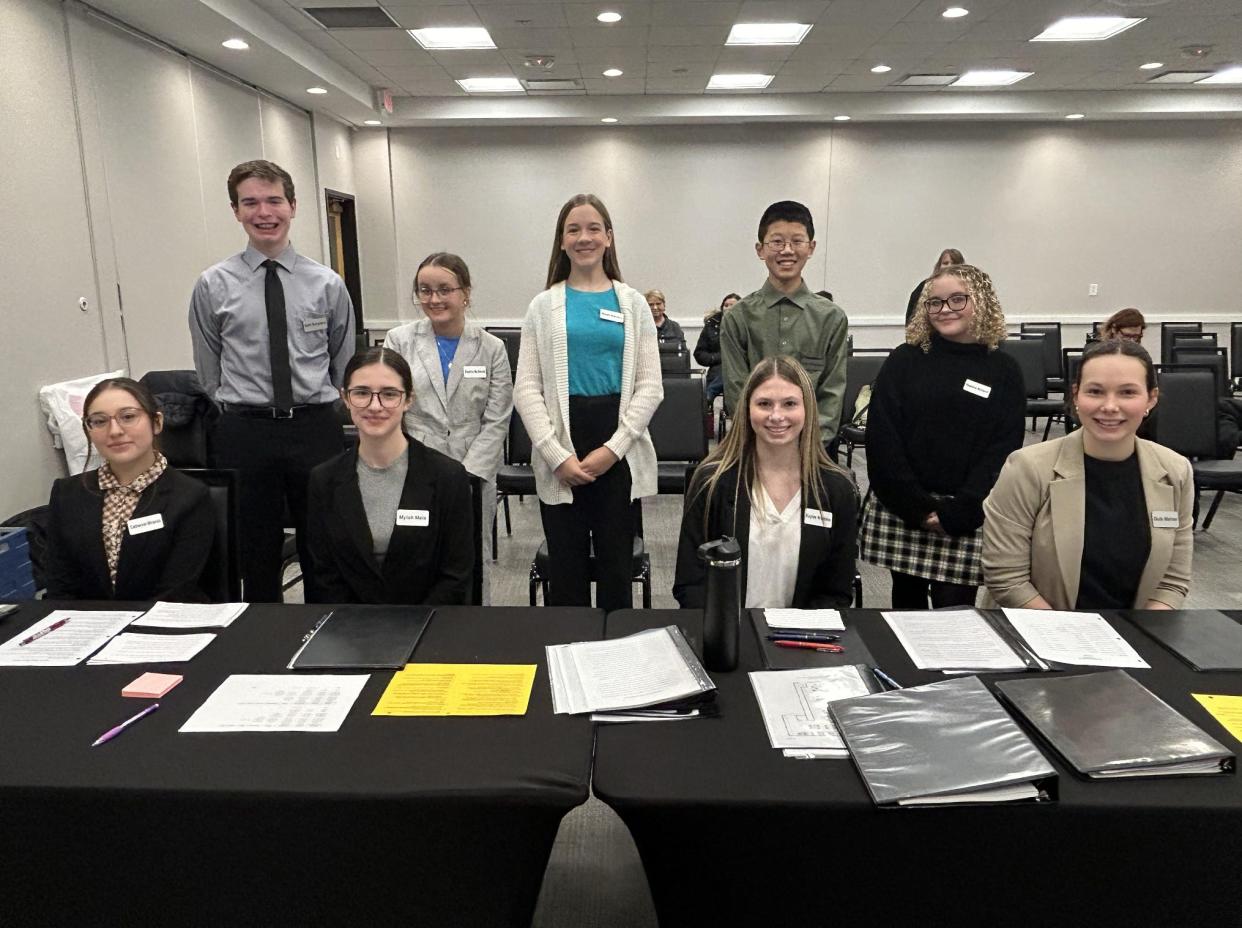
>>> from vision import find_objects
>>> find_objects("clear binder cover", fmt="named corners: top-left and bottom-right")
top-left (997, 670), bottom-right (1236, 778)
top-left (829, 676), bottom-right (1056, 806)
top-left (1130, 610), bottom-right (1242, 671)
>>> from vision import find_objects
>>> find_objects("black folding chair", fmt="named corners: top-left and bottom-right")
top-left (484, 327), bottom-right (521, 382)
top-left (1160, 322), bottom-right (1203, 365)
top-left (999, 336), bottom-right (1061, 440)
top-left (1020, 322), bottom-right (1065, 394)
top-left (839, 352), bottom-right (887, 469)
top-left (649, 378), bottom-right (709, 493)
top-left (493, 414), bottom-right (536, 557)
top-left (180, 468), bottom-right (242, 602)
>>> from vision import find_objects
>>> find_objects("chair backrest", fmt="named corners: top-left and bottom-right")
top-left (1232, 323), bottom-right (1242, 379)
top-left (846, 333), bottom-right (854, 356)
top-left (1153, 367), bottom-right (1217, 459)
top-left (140, 370), bottom-right (211, 468)
top-left (1171, 347), bottom-right (1228, 396)
top-left (649, 377), bottom-right (708, 462)
top-left (179, 468), bottom-right (241, 602)
top-left (999, 337), bottom-right (1046, 399)
top-left (506, 413), bottom-right (532, 465)
top-left (1160, 322), bottom-right (1203, 364)
top-left (842, 353), bottom-right (887, 425)
top-left (659, 347), bottom-right (692, 377)
top-left (1020, 322), bottom-right (1063, 379)
top-left (468, 475), bottom-right (484, 606)
top-left (484, 327), bottom-right (521, 381)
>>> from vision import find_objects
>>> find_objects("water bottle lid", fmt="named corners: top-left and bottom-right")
top-left (697, 536), bottom-right (741, 567)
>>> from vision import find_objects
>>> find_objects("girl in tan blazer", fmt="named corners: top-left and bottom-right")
top-left (983, 339), bottom-right (1193, 611)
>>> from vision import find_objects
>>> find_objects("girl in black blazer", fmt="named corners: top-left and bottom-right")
top-left (674, 356), bottom-right (859, 609)
top-left (307, 347), bottom-right (474, 605)
top-left (44, 377), bottom-right (214, 601)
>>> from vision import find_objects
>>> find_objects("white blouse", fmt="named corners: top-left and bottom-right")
top-left (745, 486), bottom-right (801, 608)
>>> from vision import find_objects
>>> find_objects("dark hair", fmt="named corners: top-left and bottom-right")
top-left (1076, 338), bottom-right (1157, 392)
top-left (546, 194), bottom-right (623, 287)
top-left (720, 292), bottom-right (741, 309)
top-left (412, 252), bottom-right (472, 307)
top-left (1101, 307), bottom-right (1145, 339)
top-left (757, 200), bottom-right (814, 243)
top-left (80, 377), bottom-right (161, 445)
top-left (932, 248), bottom-right (965, 276)
top-left (227, 160), bottom-right (295, 207)
top-left (815, 289), bottom-right (834, 302)
top-left (343, 347), bottom-right (414, 395)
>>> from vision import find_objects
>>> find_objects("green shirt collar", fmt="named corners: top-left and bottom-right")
top-left (759, 278), bottom-right (817, 311)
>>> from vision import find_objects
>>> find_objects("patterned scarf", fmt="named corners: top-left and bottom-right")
top-left (97, 453), bottom-right (168, 589)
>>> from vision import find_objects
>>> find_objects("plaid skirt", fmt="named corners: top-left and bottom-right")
top-left (858, 492), bottom-right (983, 587)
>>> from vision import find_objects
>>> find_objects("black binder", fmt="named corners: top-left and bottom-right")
top-left (288, 605), bottom-right (434, 670)
top-left (1128, 610), bottom-right (1242, 671)
top-left (748, 609), bottom-right (876, 670)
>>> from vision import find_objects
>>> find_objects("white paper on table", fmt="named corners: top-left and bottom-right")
top-left (87, 632), bottom-right (217, 665)
top-left (763, 608), bottom-right (846, 632)
top-left (1002, 609), bottom-right (1150, 668)
top-left (179, 674), bottom-right (369, 732)
top-left (132, 602), bottom-right (248, 629)
top-left (749, 666), bottom-right (872, 752)
top-left (0, 611), bottom-right (140, 666)
top-left (546, 628), bottom-right (707, 715)
top-left (881, 609), bottom-right (1027, 671)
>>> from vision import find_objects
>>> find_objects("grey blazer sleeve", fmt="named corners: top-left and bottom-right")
top-left (461, 337), bottom-right (513, 484)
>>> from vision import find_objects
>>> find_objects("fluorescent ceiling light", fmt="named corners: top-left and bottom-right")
top-left (725, 23), bottom-right (812, 46)
top-left (408, 27), bottom-right (496, 50)
top-left (952, 70), bottom-right (1032, 86)
top-left (1147, 70), bottom-right (1212, 83)
top-left (601, 117), bottom-right (618, 123)
top-left (1140, 61), bottom-right (1163, 70)
top-left (363, 120), bottom-right (382, 126)
top-left (307, 87), bottom-right (328, 94)
top-left (942, 7), bottom-right (969, 18)
top-left (597, 11), bottom-right (622, 24)
top-left (897, 73), bottom-right (958, 86)
top-left (603, 68), bottom-right (624, 77)
top-left (1065, 113), bottom-right (1085, 120)
top-left (221, 38), bottom-right (249, 50)
top-left (456, 77), bottom-right (524, 93)
top-left (870, 64), bottom-right (891, 73)
top-left (1031, 16), bottom-right (1144, 42)
top-left (1197, 67), bottom-right (1242, 84)
top-left (833, 115), bottom-right (850, 121)
top-left (707, 73), bottom-right (774, 90)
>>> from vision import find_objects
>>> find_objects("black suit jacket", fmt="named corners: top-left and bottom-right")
top-left (306, 439), bottom-right (474, 605)
top-left (44, 468), bottom-right (215, 601)
top-left (673, 462), bottom-right (859, 609)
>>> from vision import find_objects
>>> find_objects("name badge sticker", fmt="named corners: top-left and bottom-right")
top-left (463, 365), bottom-right (488, 379)
top-left (127, 514), bottom-right (165, 535)
top-left (963, 379), bottom-right (992, 399)
top-left (599, 309), bottom-right (624, 324)
top-left (1152, 510), bottom-right (1179, 529)
top-left (803, 508), bottom-right (833, 529)
top-left (302, 316), bottom-right (328, 333)
top-left (396, 509), bottom-right (430, 528)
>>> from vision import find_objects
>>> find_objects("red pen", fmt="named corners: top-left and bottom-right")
top-left (19, 618), bottom-right (70, 647)
top-left (773, 639), bottom-right (844, 653)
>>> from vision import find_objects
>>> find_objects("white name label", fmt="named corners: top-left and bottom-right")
top-left (463, 365), bottom-right (487, 379)
top-left (302, 316), bottom-right (328, 333)
top-left (803, 508), bottom-right (833, 529)
top-left (599, 309), bottom-right (624, 323)
top-left (1152, 510), bottom-right (1179, 528)
top-left (963, 379), bottom-right (992, 399)
top-left (396, 509), bottom-right (430, 527)
top-left (127, 514), bottom-right (165, 535)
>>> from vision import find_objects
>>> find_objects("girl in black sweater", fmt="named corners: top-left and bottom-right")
top-left (694, 292), bottom-right (740, 403)
top-left (861, 264), bottom-right (1025, 608)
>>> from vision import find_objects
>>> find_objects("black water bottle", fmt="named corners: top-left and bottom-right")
top-left (698, 537), bottom-right (742, 672)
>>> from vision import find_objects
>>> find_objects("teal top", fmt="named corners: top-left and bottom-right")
top-left (565, 286), bottom-right (623, 396)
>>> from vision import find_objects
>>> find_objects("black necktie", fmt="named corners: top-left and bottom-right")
top-left (262, 259), bottom-right (294, 411)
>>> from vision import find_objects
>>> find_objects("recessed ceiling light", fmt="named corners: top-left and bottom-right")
top-left (833, 115), bottom-right (851, 121)
top-left (706, 73), bottom-right (774, 91)
top-left (597, 11), bottom-right (622, 24)
top-left (603, 68), bottom-right (624, 77)
top-left (221, 38), bottom-right (249, 50)
top-left (725, 23), bottom-right (812, 46)
top-left (1147, 70), bottom-right (1213, 83)
top-left (1031, 16), bottom-right (1144, 42)
top-left (1197, 67), bottom-right (1242, 84)
top-left (1140, 61), bottom-right (1164, 70)
top-left (363, 120), bottom-right (382, 126)
top-left (952, 70), bottom-right (1032, 87)
top-left (942, 7), bottom-right (969, 18)
top-left (1065, 113), bottom-right (1085, 120)
top-left (601, 117), bottom-right (619, 123)
top-left (456, 77), bottom-right (524, 93)
top-left (408, 27), bottom-right (496, 50)
top-left (307, 87), bottom-right (328, 94)
top-left (870, 64), bottom-right (892, 73)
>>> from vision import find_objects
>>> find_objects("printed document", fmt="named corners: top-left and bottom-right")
top-left (1003, 609), bottom-right (1149, 668)
top-left (0, 610), bottom-right (140, 666)
top-left (132, 602), bottom-right (248, 628)
top-left (749, 665), bottom-right (872, 754)
top-left (372, 663), bottom-right (536, 716)
top-left (1192, 693), bottom-right (1242, 743)
top-left (763, 609), bottom-right (845, 631)
top-left (882, 609), bottom-right (1027, 671)
top-left (180, 674), bottom-right (368, 732)
top-left (88, 632), bottom-right (216, 665)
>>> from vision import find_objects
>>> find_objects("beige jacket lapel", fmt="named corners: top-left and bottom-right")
top-left (1048, 431), bottom-right (1087, 608)
top-left (1135, 440), bottom-right (1176, 607)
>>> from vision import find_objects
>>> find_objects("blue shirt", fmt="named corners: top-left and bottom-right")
top-left (434, 335), bottom-right (460, 383)
top-left (565, 286), bottom-right (623, 396)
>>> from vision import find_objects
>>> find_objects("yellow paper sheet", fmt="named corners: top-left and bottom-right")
top-left (1192, 693), bottom-right (1242, 743)
top-left (372, 663), bottom-right (537, 716)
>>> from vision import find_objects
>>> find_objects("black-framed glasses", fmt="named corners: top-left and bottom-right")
top-left (761, 238), bottom-right (811, 253)
top-left (84, 408), bottom-right (146, 432)
top-left (414, 286), bottom-right (463, 302)
top-left (345, 387), bottom-right (407, 408)
top-left (924, 293), bottom-right (970, 314)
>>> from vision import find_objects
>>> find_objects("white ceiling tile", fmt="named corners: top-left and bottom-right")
top-left (582, 77), bottom-right (648, 93)
top-left (735, 1), bottom-right (832, 22)
top-left (645, 78), bottom-right (708, 93)
top-left (647, 25), bottom-right (731, 45)
top-left (801, 20), bottom-right (893, 44)
top-left (378, 64), bottom-right (454, 81)
top-left (572, 46), bottom-right (652, 67)
top-left (826, 72), bottom-right (896, 90)
top-left (522, 62), bottom-right (583, 78)
top-left (645, 61), bottom-right (713, 79)
top-left (764, 73), bottom-right (830, 92)
top-left (569, 26), bottom-right (650, 46)
top-left (395, 78), bottom-right (467, 95)
top-left (650, 2), bottom-right (743, 27)
top-left (646, 44), bottom-right (722, 62)
top-left (716, 46), bottom-right (795, 67)
top-left (470, 3), bottom-right (570, 30)
top-left (882, 20), bottom-right (973, 44)
top-left (429, 50), bottom-right (515, 74)
top-left (562, 2), bottom-right (655, 27)
top-left (486, 27), bottom-right (575, 49)
top-left (818, 0), bottom-right (920, 22)
top-left (359, 47), bottom-right (439, 65)
top-left (334, 28), bottom-right (426, 50)
top-left (500, 46), bottom-right (581, 66)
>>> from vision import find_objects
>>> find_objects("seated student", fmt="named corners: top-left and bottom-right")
top-left (45, 377), bottom-right (215, 601)
top-left (694, 292), bottom-right (740, 405)
top-left (306, 347), bottom-right (473, 605)
top-left (673, 356), bottom-right (859, 609)
top-left (645, 289), bottom-right (686, 350)
top-left (983, 339), bottom-right (1193, 611)
top-left (1098, 307), bottom-right (1146, 344)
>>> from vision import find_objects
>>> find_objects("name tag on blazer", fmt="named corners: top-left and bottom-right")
top-left (1152, 510), bottom-right (1179, 528)
top-left (127, 514), bottom-right (165, 535)
top-left (962, 379), bottom-right (992, 399)
top-left (396, 509), bottom-right (430, 527)
top-left (803, 508), bottom-right (833, 528)
top-left (302, 316), bottom-right (329, 333)
top-left (599, 309), bottom-right (624, 323)
top-left (463, 365), bottom-right (488, 379)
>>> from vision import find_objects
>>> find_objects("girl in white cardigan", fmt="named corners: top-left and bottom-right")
top-left (513, 193), bottom-right (663, 610)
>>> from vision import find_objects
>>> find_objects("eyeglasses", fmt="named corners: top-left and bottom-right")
top-left (345, 388), bottom-right (407, 408)
top-left (414, 286), bottom-right (463, 302)
top-left (84, 408), bottom-right (146, 432)
top-left (761, 238), bottom-right (811, 253)
top-left (1118, 328), bottom-right (1145, 341)
top-left (924, 293), bottom-right (970, 314)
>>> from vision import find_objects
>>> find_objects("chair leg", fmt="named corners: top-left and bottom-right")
top-left (1042, 417), bottom-right (1054, 442)
top-left (1203, 490), bottom-right (1226, 531)
top-left (503, 495), bottom-right (512, 536)
top-left (641, 562), bottom-right (652, 609)
top-left (845, 443), bottom-right (854, 469)
top-left (1192, 488), bottom-right (1200, 529)
top-left (491, 512), bottom-right (499, 562)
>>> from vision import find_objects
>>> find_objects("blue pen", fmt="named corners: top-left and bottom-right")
top-left (765, 632), bottom-right (841, 643)
top-left (872, 667), bottom-right (902, 691)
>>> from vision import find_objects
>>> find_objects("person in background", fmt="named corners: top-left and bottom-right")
top-left (983, 339), bottom-right (1192, 610)
top-left (513, 194), bottom-right (663, 611)
top-left (645, 289), bottom-right (686, 350)
top-left (905, 248), bottom-right (964, 324)
top-left (1099, 307), bottom-right (1146, 344)
top-left (695, 292), bottom-right (741, 405)
top-left (674, 356), bottom-right (858, 609)
top-left (861, 263), bottom-right (1025, 609)
top-left (307, 347), bottom-right (473, 605)
top-left (44, 377), bottom-right (214, 601)
top-left (383, 252), bottom-right (512, 603)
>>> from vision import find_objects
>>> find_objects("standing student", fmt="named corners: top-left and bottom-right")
top-left (307, 348), bottom-right (474, 605)
top-left (720, 200), bottom-right (849, 446)
top-left (44, 378), bottom-right (215, 601)
top-left (383, 253), bottom-right (512, 603)
top-left (644, 289), bottom-right (686, 350)
top-left (673, 357), bottom-right (858, 609)
top-left (695, 292), bottom-right (740, 404)
top-left (512, 193), bottom-right (663, 611)
top-left (189, 160), bottom-right (355, 602)
top-left (905, 248), bottom-right (964, 323)
top-left (860, 264), bottom-right (1025, 609)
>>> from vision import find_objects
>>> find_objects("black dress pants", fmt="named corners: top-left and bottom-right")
top-left (539, 394), bottom-right (635, 612)
top-left (889, 571), bottom-right (978, 610)
top-left (212, 404), bottom-right (342, 603)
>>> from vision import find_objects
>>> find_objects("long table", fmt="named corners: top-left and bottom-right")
top-left (0, 602), bottom-right (600, 927)
top-left (594, 608), bottom-right (1242, 927)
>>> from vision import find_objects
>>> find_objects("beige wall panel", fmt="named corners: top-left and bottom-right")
top-left (261, 98), bottom-right (322, 264)
top-left (351, 130), bottom-right (400, 323)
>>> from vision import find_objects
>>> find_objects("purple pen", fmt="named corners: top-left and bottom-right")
top-left (92, 702), bottom-right (160, 747)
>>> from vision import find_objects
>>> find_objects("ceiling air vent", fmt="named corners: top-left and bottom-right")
top-left (895, 74), bottom-right (958, 86)
top-left (522, 78), bottom-right (584, 93)
top-left (1146, 70), bottom-right (1213, 83)
top-left (303, 7), bottom-right (399, 29)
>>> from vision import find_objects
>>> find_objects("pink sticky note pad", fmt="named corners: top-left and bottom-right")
top-left (123, 672), bottom-right (183, 699)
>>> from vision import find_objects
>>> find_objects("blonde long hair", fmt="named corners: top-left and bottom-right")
top-left (906, 263), bottom-right (1007, 352)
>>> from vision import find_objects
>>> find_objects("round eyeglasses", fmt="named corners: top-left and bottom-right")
top-left (345, 388), bottom-right (407, 409)
top-left (84, 408), bottom-right (146, 432)
top-left (924, 293), bottom-right (970, 314)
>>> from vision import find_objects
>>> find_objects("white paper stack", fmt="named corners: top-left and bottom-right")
top-left (87, 632), bottom-right (217, 665)
top-left (0, 611), bottom-right (140, 666)
top-left (132, 602), bottom-right (249, 628)
top-left (180, 674), bottom-right (369, 733)
top-left (749, 665), bottom-right (875, 758)
top-left (763, 608), bottom-right (845, 632)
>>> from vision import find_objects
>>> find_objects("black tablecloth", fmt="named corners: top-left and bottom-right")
top-left (0, 602), bottom-right (601, 927)
top-left (594, 608), bottom-right (1242, 927)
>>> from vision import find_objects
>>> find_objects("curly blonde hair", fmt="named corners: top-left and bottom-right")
top-left (905, 263), bottom-right (1007, 352)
